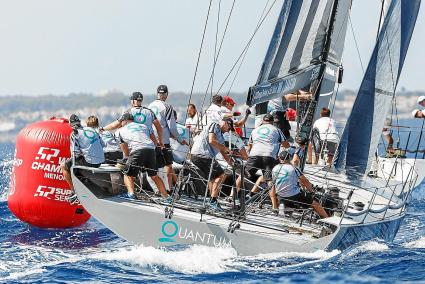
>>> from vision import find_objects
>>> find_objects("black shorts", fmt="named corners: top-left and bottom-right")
top-left (273, 111), bottom-right (291, 138)
top-left (124, 148), bottom-right (157, 177)
top-left (64, 156), bottom-right (101, 171)
top-left (191, 155), bottom-right (224, 180)
top-left (162, 144), bottom-right (174, 166)
top-left (156, 147), bottom-right (166, 168)
top-left (244, 156), bottom-right (276, 181)
top-left (104, 151), bottom-right (123, 164)
top-left (280, 191), bottom-right (314, 209)
top-left (324, 141), bottom-right (337, 156)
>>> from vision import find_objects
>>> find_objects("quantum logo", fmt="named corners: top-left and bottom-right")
top-left (159, 220), bottom-right (179, 243)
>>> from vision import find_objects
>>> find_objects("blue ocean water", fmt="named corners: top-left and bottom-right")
top-left (1, 144), bottom-right (425, 283)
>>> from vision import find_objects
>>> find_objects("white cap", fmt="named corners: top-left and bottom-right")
top-left (412, 109), bottom-right (420, 118)
top-left (418, 96), bottom-right (425, 105)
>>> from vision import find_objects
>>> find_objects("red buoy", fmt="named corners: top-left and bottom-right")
top-left (8, 117), bottom-right (90, 228)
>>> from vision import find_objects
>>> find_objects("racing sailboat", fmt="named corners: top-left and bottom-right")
top-left (72, 0), bottom-right (420, 255)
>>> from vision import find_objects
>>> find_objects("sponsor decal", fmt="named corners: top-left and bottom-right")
top-left (31, 147), bottom-right (67, 181)
top-left (34, 185), bottom-right (74, 202)
top-left (158, 220), bottom-right (232, 247)
top-left (134, 113), bottom-right (147, 124)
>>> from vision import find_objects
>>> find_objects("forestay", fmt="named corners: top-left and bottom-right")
top-left (336, 0), bottom-right (421, 176)
top-left (246, 0), bottom-right (352, 107)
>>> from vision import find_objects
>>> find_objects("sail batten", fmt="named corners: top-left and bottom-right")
top-left (335, 0), bottom-right (421, 176)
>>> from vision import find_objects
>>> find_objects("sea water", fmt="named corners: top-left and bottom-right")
top-left (1, 143), bottom-right (425, 283)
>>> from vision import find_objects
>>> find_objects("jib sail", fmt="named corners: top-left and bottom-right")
top-left (335, 0), bottom-right (421, 176)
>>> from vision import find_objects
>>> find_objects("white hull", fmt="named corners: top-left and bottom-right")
top-left (72, 165), bottom-right (409, 255)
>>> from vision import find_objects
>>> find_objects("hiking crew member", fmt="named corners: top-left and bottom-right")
top-left (102, 92), bottom-right (164, 147)
top-left (311, 107), bottom-right (339, 165)
top-left (235, 114), bottom-right (290, 197)
top-left (86, 115), bottom-right (123, 164)
top-left (117, 113), bottom-right (169, 200)
top-left (61, 114), bottom-right (105, 204)
top-left (268, 90), bottom-right (312, 139)
top-left (148, 85), bottom-right (188, 191)
top-left (270, 150), bottom-right (328, 218)
top-left (190, 119), bottom-right (232, 211)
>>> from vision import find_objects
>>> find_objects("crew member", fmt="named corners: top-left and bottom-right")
top-left (221, 95), bottom-right (251, 137)
top-left (311, 107), bottom-right (339, 165)
top-left (270, 150), bottom-right (328, 218)
top-left (118, 112), bottom-right (170, 200)
top-left (412, 109), bottom-right (425, 119)
top-left (418, 96), bottom-right (425, 108)
top-left (204, 95), bottom-right (232, 126)
top-left (86, 115), bottom-right (123, 164)
top-left (235, 114), bottom-right (290, 198)
top-left (268, 90), bottom-right (312, 139)
top-left (148, 85), bottom-right (188, 191)
top-left (61, 114), bottom-right (105, 204)
top-left (185, 103), bottom-right (200, 135)
top-left (102, 92), bottom-right (164, 147)
top-left (190, 119), bottom-right (233, 211)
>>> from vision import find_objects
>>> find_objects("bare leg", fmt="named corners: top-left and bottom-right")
top-left (150, 175), bottom-right (169, 198)
top-left (251, 175), bottom-right (264, 194)
top-left (123, 175), bottom-right (135, 194)
top-left (269, 187), bottom-right (278, 209)
top-left (326, 154), bottom-right (334, 166)
top-left (61, 164), bottom-right (74, 191)
top-left (307, 143), bottom-right (313, 164)
top-left (211, 174), bottom-right (226, 198)
top-left (164, 165), bottom-right (174, 192)
top-left (311, 200), bottom-right (329, 218)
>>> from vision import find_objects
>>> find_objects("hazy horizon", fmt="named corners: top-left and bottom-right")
top-left (0, 1), bottom-right (423, 96)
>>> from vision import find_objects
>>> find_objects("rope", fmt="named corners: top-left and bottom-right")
top-left (188, 0), bottom-right (213, 105)
top-left (215, 0), bottom-right (278, 95)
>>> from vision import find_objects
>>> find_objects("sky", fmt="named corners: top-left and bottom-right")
top-left (0, 0), bottom-right (423, 96)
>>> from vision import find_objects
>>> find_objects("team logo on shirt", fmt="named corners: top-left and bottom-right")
top-left (274, 166), bottom-right (289, 185)
top-left (83, 129), bottom-right (98, 144)
top-left (134, 113), bottom-right (147, 124)
top-left (256, 126), bottom-right (271, 139)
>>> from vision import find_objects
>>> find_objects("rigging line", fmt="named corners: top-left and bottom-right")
top-left (201, 0), bottom-right (237, 112)
top-left (188, 0), bottom-right (213, 106)
top-left (215, 0), bottom-right (278, 95)
top-left (210, 0), bottom-right (222, 99)
top-left (376, 0), bottom-right (385, 42)
top-left (348, 14), bottom-right (364, 73)
top-left (226, 0), bottom-right (271, 96)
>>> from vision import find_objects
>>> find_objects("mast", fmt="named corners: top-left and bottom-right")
top-left (297, 0), bottom-right (341, 169)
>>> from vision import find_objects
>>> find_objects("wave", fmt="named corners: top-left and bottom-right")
top-left (403, 237), bottom-right (425, 249)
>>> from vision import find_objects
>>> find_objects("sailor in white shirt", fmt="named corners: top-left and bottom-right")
top-left (185, 103), bottom-right (200, 135)
top-left (311, 107), bottom-right (339, 165)
top-left (204, 95), bottom-right (233, 126)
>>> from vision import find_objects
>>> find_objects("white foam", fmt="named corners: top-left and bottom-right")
top-left (90, 245), bottom-right (237, 274)
top-left (344, 241), bottom-right (389, 258)
top-left (404, 237), bottom-right (425, 249)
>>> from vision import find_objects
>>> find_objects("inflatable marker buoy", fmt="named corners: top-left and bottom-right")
top-left (8, 117), bottom-right (90, 228)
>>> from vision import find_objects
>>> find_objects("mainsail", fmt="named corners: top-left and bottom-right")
top-left (335, 0), bottom-right (421, 176)
top-left (246, 0), bottom-right (352, 108)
